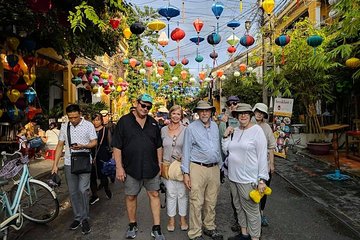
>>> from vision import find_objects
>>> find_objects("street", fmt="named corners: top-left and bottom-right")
top-left (11, 167), bottom-right (359, 240)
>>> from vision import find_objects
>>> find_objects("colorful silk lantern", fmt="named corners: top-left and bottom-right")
top-left (190, 37), bottom-right (205, 45)
top-left (129, 58), bottom-right (137, 68)
top-left (7, 89), bottom-right (21, 103)
top-left (123, 59), bottom-right (129, 65)
top-left (169, 59), bottom-right (177, 67)
top-left (239, 64), bottom-right (247, 73)
top-left (217, 69), bottom-right (224, 78)
top-left (307, 35), bottom-right (323, 55)
top-left (157, 67), bottom-right (165, 75)
top-left (207, 32), bottom-right (221, 46)
top-left (212, 1), bottom-right (224, 33)
top-left (262, 0), bottom-right (275, 15)
top-left (345, 58), bottom-right (360, 69)
top-left (71, 77), bottom-right (82, 86)
top-left (234, 71), bottom-right (240, 77)
top-left (199, 71), bottom-right (206, 80)
top-left (158, 31), bottom-right (169, 47)
top-left (193, 18), bottom-right (204, 34)
top-left (275, 34), bottom-right (290, 64)
top-left (158, 4), bottom-right (180, 37)
top-left (23, 73), bottom-right (36, 86)
top-left (195, 55), bottom-right (204, 63)
top-left (228, 46), bottom-right (237, 54)
top-left (123, 27), bottom-right (132, 39)
top-left (148, 19), bottom-right (166, 33)
top-left (181, 70), bottom-right (188, 80)
top-left (130, 22), bottom-right (145, 35)
top-left (240, 35), bottom-right (255, 48)
top-left (171, 27), bottom-right (186, 61)
top-left (210, 51), bottom-right (218, 59)
top-left (109, 18), bottom-right (120, 29)
top-left (181, 57), bottom-right (189, 65)
top-left (227, 19), bottom-right (241, 30)
top-left (145, 60), bottom-right (153, 68)
top-left (158, 61), bottom-right (164, 67)
top-left (227, 34), bottom-right (240, 46)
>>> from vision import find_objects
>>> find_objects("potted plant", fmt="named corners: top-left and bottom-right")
top-left (307, 139), bottom-right (332, 155)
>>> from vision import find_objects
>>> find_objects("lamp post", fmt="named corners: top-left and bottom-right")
top-left (245, 20), bottom-right (251, 33)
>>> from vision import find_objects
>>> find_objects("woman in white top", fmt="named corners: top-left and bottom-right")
top-left (222, 103), bottom-right (269, 240)
top-left (43, 122), bottom-right (60, 150)
top-left (253, 103), bottom-right (276, 227)
top-left (161, 105), bottom-right (188, 232)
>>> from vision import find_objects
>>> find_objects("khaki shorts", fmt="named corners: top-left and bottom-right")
top-left (125, 174), bottom-right (161, 196)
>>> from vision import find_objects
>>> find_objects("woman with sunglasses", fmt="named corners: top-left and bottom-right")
top-left (222, 103), bottom-right (268, 240)
top-left (161, 105), bottom-right (188, 232)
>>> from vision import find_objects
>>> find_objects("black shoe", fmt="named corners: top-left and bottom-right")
top-left (230, 222), bottom-right (240, 232)
top-left (89, 196), bottom-right (100, 205)
top-left (69, 220), bottom-right (81, 230)
top-left (228, 233), bottom-right (251, 240)
top-left (203, 228), bottom-right (223, 240)
top-left (105, 189), bottom-right (112, 199)
top-left (81, 219), bottom-right (91, 234)
top-left (110, 176), bottom-right (115, 183)
top-left (98, 183), bottom-right (104, 190)
top-left (190, 236), bottom-right (205, 240)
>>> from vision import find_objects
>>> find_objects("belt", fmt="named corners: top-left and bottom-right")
top-left (192, 161), bottom-right (217, 168)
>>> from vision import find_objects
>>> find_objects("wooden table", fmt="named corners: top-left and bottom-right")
top-left (321, 124), bottom-right (350, 180)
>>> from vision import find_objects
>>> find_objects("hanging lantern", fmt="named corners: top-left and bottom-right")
top-left (275, 34), bottom-right (290, 64)
top-left (307, 35), bottom-right (323, 55)
top-left (227, 46), bottom-right (237, 54)
top-left (129, 58), bottom-right (137, 68)
top-left (130, 22), bottom-right (145, 35)
top-left (123, 59), bottom-right (129, 65)
top-left (181, 70), bottom-right (188, 80)
top-left (234, 71), bottom-right (240, 77)
top-left (158, 31), bottom-right (169, 47)
top-left (169, 59), bottom-right (177, 67)
top-left (210, 51), bottom-right (218, 59)
top-left (239, 64), bottom-right (247, 73)
top-left (212, 1), bottom-right (224, 32)
top-left (207, 32), bottom-right (221, 46)
top-left (145, 60), bottom-right (153, 68)
top-left (71, 77), bottom-right (82, 86)
top-left (195, 55), bottom-right (204, 63)
top-left (139, 69), bottom-right (146, 75)
top-left (23, 73), bottom-right (37, 86)
top-left (204, 77), bottom-right (211, 83)
top-left (226, 34), bottom-right (240, 46)
top-left (189, 77), bottom-right (196, 83)
top-left (227, 19), bottom-right (241, 30)
top-left (157, 67), bottom-right (165, 75)
top-left (136, 61), bottom-right (141, 67)
top-left (123, 27), bottom-right (132, 39)
top-left (262, 0), bottom-right (275, 15)
top-left (172, 76), bottom-right (178, 82)
top-left (158, 4), bottom-right (180, 37)
top-left (220, 75), bottom-right (226, 81)
top-left (109, 18), bottom-right (121, 30)
top-left (181, 57), bottom-right (189, 65)
top-left (217, 69), bottom-right (224, 78)
top-left (190, 37), bottom-right (205, 46)
top-left (193, 18), bottom-right (204, 34)
top-left (158, 61), bottom-right (164, 67)
top-left (345, 58), bottom-right (360, 69)
top-left (6, 89), bottom-right (20, 103)
top-left (171, 27), bottom-right (186, 61)
top-left (147, 19), bottom-right (166, 33)
top-left (240, 35), bottom-right (255, 48)
top-left (103, 88), bottom-right (112, 95)
top-left (199, 71), bottom-right (206, 80)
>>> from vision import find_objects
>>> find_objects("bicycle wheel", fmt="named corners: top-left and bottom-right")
top-left (10, 179), bottom-right (59, 224)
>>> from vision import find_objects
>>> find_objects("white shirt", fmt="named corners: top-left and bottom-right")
top-left (222, 124), bottom-right (269, 184)
top-left (45, 128), bottom-right (60, 150)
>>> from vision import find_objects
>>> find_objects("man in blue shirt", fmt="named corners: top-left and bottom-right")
top-left (181, 100), bottom-right (223, 240)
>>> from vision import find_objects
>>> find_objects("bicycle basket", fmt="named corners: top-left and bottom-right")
top-left (0, 156), bottom-right (29, 179)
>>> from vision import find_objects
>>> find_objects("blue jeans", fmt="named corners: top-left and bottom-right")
top-left (64, 165), bottom-right (91, 222)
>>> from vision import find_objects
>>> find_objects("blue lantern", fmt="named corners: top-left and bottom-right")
top-left (24, 87), bottom-right (37, 103)
top-left (190, 37), bottom-right (205, 45)
top-left (227, 19), bottom-right (240, 30)
top-left (207, 32), bottom-right (221, 46)
top-left (195, 55), bottom-right (204, 63)
top-left (158, 4), bottom-right (180, 37)
top-left (211, 2), bottom-right (224, 19)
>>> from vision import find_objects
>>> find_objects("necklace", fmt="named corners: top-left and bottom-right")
top-left (237, 122), bottom-right (251, 142)
top-left (168, 124), bottom-right (180, 131)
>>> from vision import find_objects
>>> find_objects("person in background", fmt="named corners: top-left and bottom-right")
top-left (182, 111), bottom-right (190, 126)
top-left (51, 104), bottom-right (97, 235)
top-left (161, 105), bottom-right (188, 232)
top-left (252, 103), bottom-right (276, 227)
top-left (100, 110), bottom-right (115, 134)
top-left (112, 94), bottom-right (165, 240)
top-left (155, 106), bottom-right (170, 128)
top-left (41, 122), bottom-right (60, 160)
top-left (89, 112), bottom-right (113, 205)
top-left (182, 100), bottom-right (223, 240)
top-left (218, 96), bottom-right (240, 232)
top-left (222, 103), bottom-right (268, 240)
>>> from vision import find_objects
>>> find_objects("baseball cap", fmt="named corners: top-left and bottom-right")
top-left (226, 96), bottom-right (240, 103)
top-left (100, 110), bottom-right (109, 116)
top-left (138, 93), bottom-right (153, 104)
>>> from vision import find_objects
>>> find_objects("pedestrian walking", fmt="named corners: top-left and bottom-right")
top-left (181, 100), bottom-right (223, 240)
top-left (112, 93), bottom-right (165, 240)
top-left (222, 103), bottom-right (269, 240)
top-left (253, 103), bottom-right (276, 227)
top-left (160, 105), bottom-right (188, 232)
top-left (51, 104), bottom-right (98, 235)
top-left (218, 96), bottom-right (240, 232)
top-left (89, 112), bottom-right (113, 205)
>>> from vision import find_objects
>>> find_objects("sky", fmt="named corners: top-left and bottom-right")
top-left (128, 0), bottom-right (290, 76)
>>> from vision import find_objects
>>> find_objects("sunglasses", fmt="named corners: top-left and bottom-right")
top-left (172, 136), bottom-right (177, 147)
top-left (139, 102), bottom-right (152, 110)
top-left (226, 101), bottom-right (238, 107)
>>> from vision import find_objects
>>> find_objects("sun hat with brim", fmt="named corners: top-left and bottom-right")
top-left (226, 95), bottom-right (240, 103)
top-left (100, 110), bottom-right (109, 116)
top-left (232, 103), bottom-right (253, 117)
top-left (252, 103), bottom-right (269, 119)
top-left (138, 93), bottom-right (153, 104)
top-left (194, 100), bottom-right (215, 111)
top-left (158, 106), bottom-right (169, 113)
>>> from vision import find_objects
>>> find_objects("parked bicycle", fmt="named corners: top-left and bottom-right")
top-left (0, 142), bottom-right (59, 239)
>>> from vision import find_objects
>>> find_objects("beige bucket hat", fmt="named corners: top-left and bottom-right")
top-left (194, 100), bottom-right (215, 111)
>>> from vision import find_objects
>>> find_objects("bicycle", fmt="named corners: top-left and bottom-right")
top-left (0, 142), bottom-right (59, 239)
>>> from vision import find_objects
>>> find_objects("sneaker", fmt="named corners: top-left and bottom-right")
top-left (261, 215), bottom-right (269, 227)
top-left (228, 233), bottom-right (251, 240)
top-left (190, 236), bottom-right (205, 240)
top-left (89, 196), bottom-right (100, 205)
top-left (203, 228), bottom-right (223, 240)
top-left (151, 226), bottom-right (165, 240)
top-left (69, 220), bottom-right (81, 230)
top-left (105, 189), bottom-right (112, 199)
top-left (81, 219), bottom-right (91, 234)
top-left (230, 221), bottom-right (240, 232)
top-left (126, 224), bottom-right (138, 239)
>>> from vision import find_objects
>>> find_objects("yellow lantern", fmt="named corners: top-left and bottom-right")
top-left (262, 0), bottom-right (275, 15)
top-left (123, 27), bottom-right (132, 40)
top-left (147, 20), bottom-right (166, 33)
top-left (345, 57), bottom-right (360, 69)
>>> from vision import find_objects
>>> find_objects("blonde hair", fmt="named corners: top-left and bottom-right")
top-left (169, 105), bottom-right (183, 120)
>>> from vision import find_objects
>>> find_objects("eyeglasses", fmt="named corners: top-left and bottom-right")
top-left (239, 112), bottom-right (251, 116)
top-left (139, 102), bottom-right (152, 110)
top-left (172, 136), bottom-right (177, 147)
top-left (226, 101), bottom-right (238, 107)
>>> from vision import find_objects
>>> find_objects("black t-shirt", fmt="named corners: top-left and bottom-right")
top-left (112, 113), bottom-right (162, 180)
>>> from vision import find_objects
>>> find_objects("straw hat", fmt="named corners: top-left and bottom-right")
top-left (252, 103), bottom-right (268, 119)
top-left (194, 100), bottom-right (215, 111)
top-left (158, 106), bottom-right (169, 113)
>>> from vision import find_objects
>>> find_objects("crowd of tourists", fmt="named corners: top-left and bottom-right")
top-left (49, 93), bottom-right (275, 240)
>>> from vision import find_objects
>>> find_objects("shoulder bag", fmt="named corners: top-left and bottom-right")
top-left (68, 123), bottom-right (92, 174)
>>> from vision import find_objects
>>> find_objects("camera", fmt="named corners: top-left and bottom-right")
top-left (159, 182), bottom-right (167, 193)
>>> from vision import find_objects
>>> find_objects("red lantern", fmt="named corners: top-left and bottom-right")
top-left (171, 28), bottom-right (186, 61)
top-left (145, 60), bottom-right (153, 68)
top-left (169, 59), bottom-right (177, 67)
top-left (103, 88), bottom-right (112, 95)
top-left (157, 61), bottom-right (164, 67)
top-left (110, 18), bottom-right (121, 29)
top-left (217, 69), bottom-right (224, 78)
top-left (181, 70), bottom-right (188, 80)
top-left (239, 64), bottom-right (247, 73)
top-left (227, 46), bottom-right (236, 54)
top-left (181, 57), bottom-right (189, 65)
top-left (193, 18), bottom-right (204, 34)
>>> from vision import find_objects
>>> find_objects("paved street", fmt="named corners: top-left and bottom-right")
top-left (11, 154), bottom-right (360, 240)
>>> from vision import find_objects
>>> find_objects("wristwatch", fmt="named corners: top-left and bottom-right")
top-left (182, 172), bottom-right (189, 175)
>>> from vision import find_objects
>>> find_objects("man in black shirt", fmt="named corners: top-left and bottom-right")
top-left (112, 93), bottom-right (165, 240)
